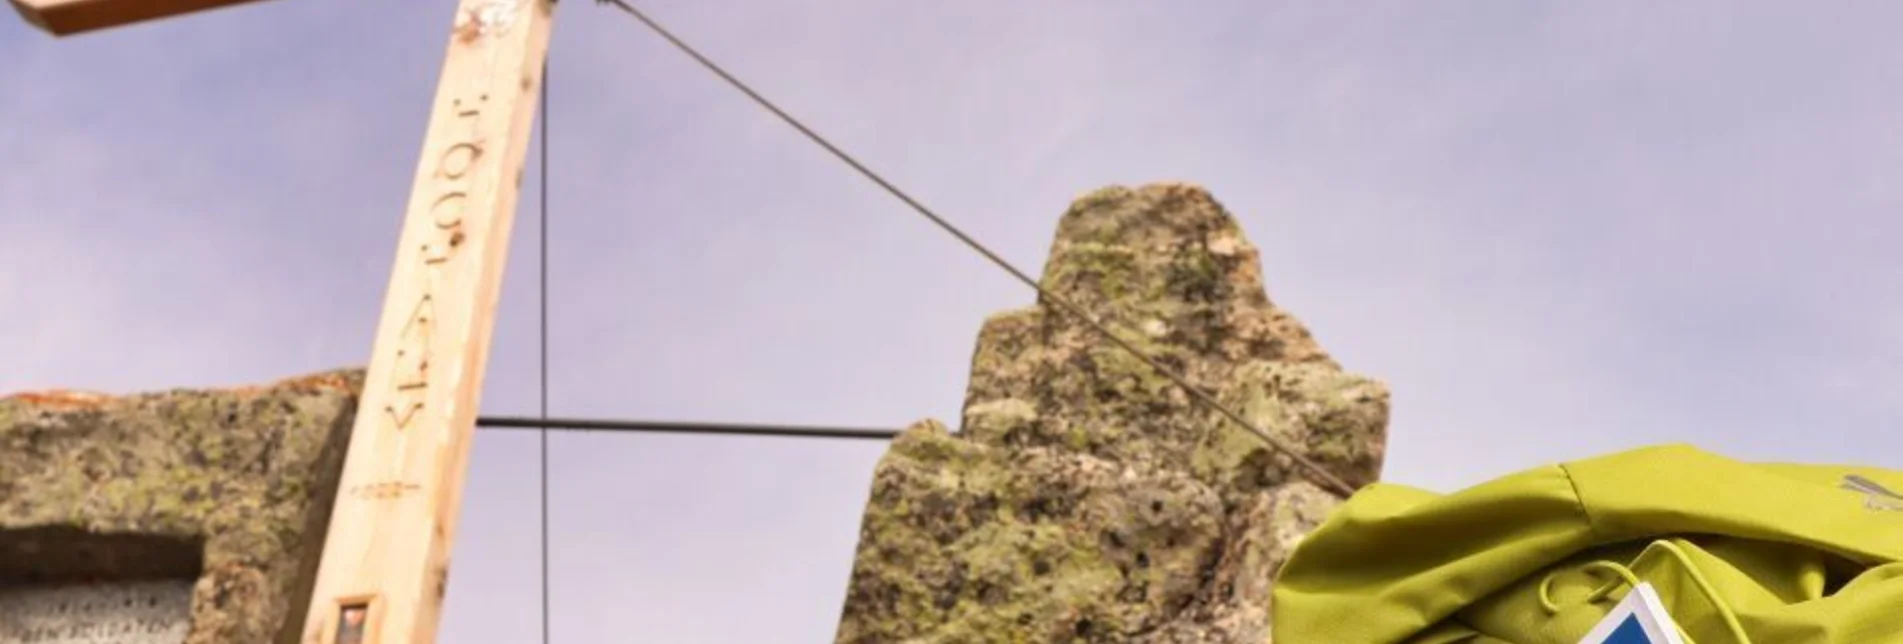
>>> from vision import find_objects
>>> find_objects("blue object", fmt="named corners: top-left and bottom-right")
top-left (1577, 582), bottom-right (1681, 644)
top-left (1601, 616), bottom-right (1656, 644)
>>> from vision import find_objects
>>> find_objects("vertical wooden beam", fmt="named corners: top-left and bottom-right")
top-left (298, 1), bottom-right (553, 643)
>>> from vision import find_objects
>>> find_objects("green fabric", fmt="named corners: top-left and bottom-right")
top-left (1271, 444), bottom-right (1903, 643)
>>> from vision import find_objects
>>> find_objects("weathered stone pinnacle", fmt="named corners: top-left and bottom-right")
top-left (835, 183), bottom-right (1390, 643)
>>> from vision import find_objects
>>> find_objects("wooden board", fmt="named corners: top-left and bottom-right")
top-left (9, 0), bottom-right (278, 36)
top-left (296, 1), bottom-right (554, 643)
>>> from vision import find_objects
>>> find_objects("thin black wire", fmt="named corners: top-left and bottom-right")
top-left (590, 0), bottom-right (1358, 498)
top-left (480, 415), bottom-right (902, 440)
top-left (538, 59), bottom-right (552, 644)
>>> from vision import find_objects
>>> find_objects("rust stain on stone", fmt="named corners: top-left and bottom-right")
top-left (7, 372), bottom-right (357, 408)
top-left (4, 390), bottom-right (112, 409)
top-left (231, 371), bottom-right (358, 396)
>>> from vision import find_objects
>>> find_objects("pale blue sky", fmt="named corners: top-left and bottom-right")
top-left (3, 2), bottom-right (1899, 642)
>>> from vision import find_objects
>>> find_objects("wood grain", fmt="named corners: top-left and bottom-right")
top-left (295, 1), bottom-right (553, 642)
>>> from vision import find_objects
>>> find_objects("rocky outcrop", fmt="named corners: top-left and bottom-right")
top-left (835, 184), bottom-right (1389, 643)
top-left (0, 369), bottom-right (362, 644)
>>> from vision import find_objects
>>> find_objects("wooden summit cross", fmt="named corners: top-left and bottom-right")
top-left (12, 1), bottom-right (554, 643)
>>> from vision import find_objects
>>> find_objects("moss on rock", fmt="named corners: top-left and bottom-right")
top-left (0, 369), bottom-right (362, 644)
top-left (836, 183), bottom-right (1389, 643)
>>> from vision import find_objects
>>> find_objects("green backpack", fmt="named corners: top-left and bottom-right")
top-left (1271, 444), bottom-right (1903, 643)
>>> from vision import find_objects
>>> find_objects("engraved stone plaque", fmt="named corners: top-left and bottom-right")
top-left (0, 579), bottom-right (192, 644)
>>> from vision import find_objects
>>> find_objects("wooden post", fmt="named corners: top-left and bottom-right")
top-left (294, 1), bottom-right (553, 643)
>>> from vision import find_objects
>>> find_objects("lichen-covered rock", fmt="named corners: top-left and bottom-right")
top-left (836, 184), bottom-right (1389, 643)
top-left (0, 369), bottom-right (363, 644)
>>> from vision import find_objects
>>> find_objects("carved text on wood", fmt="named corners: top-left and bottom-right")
top-left (352, 36), bottom-right (506, 504)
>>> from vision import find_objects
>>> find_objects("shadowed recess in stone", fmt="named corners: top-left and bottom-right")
top-left (835, 183), bottom-right (1389, 644)
top-left (0, 527), bottom-right (203, 582)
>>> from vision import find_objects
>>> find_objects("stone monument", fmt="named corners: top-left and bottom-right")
top-left (834, 183), bottom-right (1390, 643)
top-left (0, 370), bottom-right (363, 643)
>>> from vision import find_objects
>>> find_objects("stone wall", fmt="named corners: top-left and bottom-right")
top-left (0, 370), bottom-right (362, 643)
top-left (835, 184), bottom-right (1389, 643)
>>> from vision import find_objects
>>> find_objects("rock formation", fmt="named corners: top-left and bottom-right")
top-left (0, 369), bottom-right (362, 643)
top-left (834, 184), bottom-right (1389, 643)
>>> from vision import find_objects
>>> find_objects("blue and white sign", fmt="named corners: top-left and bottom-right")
top-left (1576, 582), bottom-right (1685, 644)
